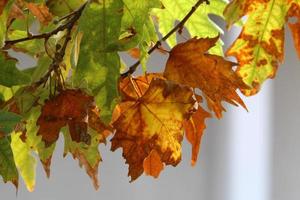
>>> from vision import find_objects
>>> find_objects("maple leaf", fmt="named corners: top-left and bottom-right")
top-left (225, 0), bottom-right (293, 95)
top-left (164, 37), bottom-right (248, 118)
top-left (111, 75), bottom-right (195, 181)
top-left (183, 106), bottom-right (211, 166)
top-left (37, 89), bottom-right (107, 146)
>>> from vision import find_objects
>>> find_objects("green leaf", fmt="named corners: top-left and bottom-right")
top-left (152, 0), bottom-right (227, 55)
top-left (0, 137), bottom-right (18, 187)
top-left (0, 111), bottom-right (22, 136)
top-left (46, 0), bottom-right (87, 17)
top-left (0, 52), bottom-right (31, 87)
top-left (107, 0), bottom-right (161, 50)
top-left (73, 1), bottom-right (123, 123)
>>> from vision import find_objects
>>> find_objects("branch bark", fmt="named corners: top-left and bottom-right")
top-left (121, 0), bottom-right (210, 78)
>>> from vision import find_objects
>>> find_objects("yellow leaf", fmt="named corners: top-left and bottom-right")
top-left (111, 76), bottom-right (195, 181)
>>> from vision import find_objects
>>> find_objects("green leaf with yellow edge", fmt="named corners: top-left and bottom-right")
top-left (0, 137), bottom-right (18, 188)
top-left (63, 127), bottom-right (105, 190)
top-left (152, 0), bottom-right (227, 55)
top-left (0, 52), bottom-right (31, 87)
top-left (226, 0), bottom-right (290, 95)
top-left (73, 1), bottom-right (123, 123)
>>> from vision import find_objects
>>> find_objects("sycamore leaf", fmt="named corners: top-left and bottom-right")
top-left (183, 106), bottom-right (211, 166)
top-left (152, 0), bottom-right (227, 55)
top-left (111, 76), bottom-right (195, 181)
top-left (26, 3), bottom-right (53, 26)
top-left (225, 0), bottom-right (289, 95)
top-left (73, 1), bottom-right (123, 123)
top-left (0, 137), bottom-right (18, 188)
top-left (37, 89), bottom-right (107, 146)
top-left (164, 37), bottom-right (248, 118)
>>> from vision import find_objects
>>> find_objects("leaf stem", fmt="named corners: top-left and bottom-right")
top-left (121, 0), bottom-right (210, 78)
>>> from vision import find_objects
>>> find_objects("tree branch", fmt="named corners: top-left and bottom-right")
top-left (2, 2), bottom-right (87, 50)
top-left (31, 3), bottom-right (87, 90)
top-left (121, 0), bottom-right (210, 78)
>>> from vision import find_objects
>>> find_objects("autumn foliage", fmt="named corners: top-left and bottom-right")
top-left (0, 0), bottom-right (299, 192)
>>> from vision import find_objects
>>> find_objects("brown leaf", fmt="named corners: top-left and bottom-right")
top-left (111, 76), bottom-right (195, 181)
top-left (27, 3), bottom-right (52, 26)
top-left (37, 89), bottom-right (107, 146)
top-left (143, 150), bottom-right (164, 178)
top-left (183, 106), bottom-right (211, 166)
top-left (164, 37), bottom-right (248, 118)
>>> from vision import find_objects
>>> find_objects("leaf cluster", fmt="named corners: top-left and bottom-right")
top-left (0, 0), bottom-right (299, 191)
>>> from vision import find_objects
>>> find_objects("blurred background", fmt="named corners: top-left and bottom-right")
top-left (1, 17), bottom-right (300, 200)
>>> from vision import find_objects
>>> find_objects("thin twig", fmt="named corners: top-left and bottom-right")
top-left (30, 2), bottom-right (87, 89)
top-left (2, 3), bottom-right (87, 50)
top-left (121, 0), bottom-right (209, 78)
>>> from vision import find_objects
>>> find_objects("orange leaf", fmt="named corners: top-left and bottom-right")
top-left (111, 76), bottom-right (195, 181)
top-left (37, 89), bottom-right (107, 146)
top-left (27, 3), bottom-right (52, 26)
top-left (143, 150), bottom-right (164, 178)
top-left (164, 37), bottom-right (248, 118)
top-left (183, 106), bottom-right (211, 166)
